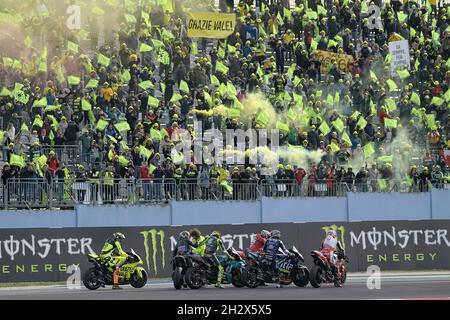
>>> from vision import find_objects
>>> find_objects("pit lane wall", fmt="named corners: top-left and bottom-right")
top-left (0, 220), bottom-right (449, 282)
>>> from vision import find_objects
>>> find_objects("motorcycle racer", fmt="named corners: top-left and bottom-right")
top-left (204, 230), bottom-right (232, 289)
top-left (172, 230), bottom-right (198, 289)
top-left (320, 230), bottom-right (346, 287)
top-left (263, 230), bottom-right (291, 288)
top-left (101, 232), bottom-right (130, 266)
top-left (247, 230), bottom-right (271, 286)
top-left (190, 228), bottom-right (206, 256)
top-left (173, 230), bottom-right (198, 257)
top-left (248, 230), bottom-right (271, 253)
top-left (100, 232), bottom-right (132, 289)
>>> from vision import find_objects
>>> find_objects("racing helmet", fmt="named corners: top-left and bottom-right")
top-left (260, 230), bottom-right (271, 238)
top-left (271, 230), bottom-right (281, 238)
top-left (327, 230), bottom-right (337, 238)
top-left (211, 230), bottom-right (221, 238)
top-left (179, 230), bottom-right (190, 240)
top-left (113, 232), bottom-right (125, 241)
top-left (190, 228), bottom-right (201, 239)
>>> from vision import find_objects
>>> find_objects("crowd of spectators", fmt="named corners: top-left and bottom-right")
top-left (0, 0), bottom-right (449, 206)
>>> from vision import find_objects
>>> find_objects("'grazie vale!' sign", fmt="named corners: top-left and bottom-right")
top-left (186, 12), bottom-right (236, 39)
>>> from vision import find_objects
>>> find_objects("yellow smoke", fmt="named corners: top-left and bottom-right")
top-left (278, 146), bottom-right (325, 169)
top-left (239, 92), bottom-right (278, 128)
top-left (387, 127), bottom-right (425, 177)
top-left (221, 145), bottom-right (325, 170)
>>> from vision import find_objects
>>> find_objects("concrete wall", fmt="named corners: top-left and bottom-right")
top-left (261, 197), bottom-right (348, 222)
top-left (171, 201), bottom-right (261, 225)
top-left (0, 210), bottom-right (76, 228)
top-left (76, 204), bottom-right (172, 227)
top-left (347, 192), bottom-right (432, 221)
top-left (430, 189), bottom-right (450, 220)
top-left (1, 190), bottom-right (450, 228)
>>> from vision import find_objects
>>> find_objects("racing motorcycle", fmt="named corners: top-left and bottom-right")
top-left (171, 253), bottom-right (197, 290)
top-left (184, 247), bottom-right (246, 289)
top-left (83, 249), bottom-right (147, 290)
top-left (242, 246), bottom-right (310, 288)
top-left (309, 248), bottom-right (348, 288)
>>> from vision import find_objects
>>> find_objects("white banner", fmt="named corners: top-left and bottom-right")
top-left (389, 40), bottom-right (410, 77)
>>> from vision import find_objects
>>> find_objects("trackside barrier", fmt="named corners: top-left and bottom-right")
top-left (48, 178), bottom-right (175, 207)
top-left (0, 178), bottom-right (448, 209)
top-left (1, 219), bottom-right (450, 282)
top-left (41, 145), bottom-right (82, 168)
top-left (259, 179), bottom-right (347, 197)
top-left (5, 179), bottom-right (49, 209)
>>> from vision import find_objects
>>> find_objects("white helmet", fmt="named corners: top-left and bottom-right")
top-left (179, 231), bottom-right (190, 240)
top-left (113, 232), bottom-right (125, 241)
top-left (327, 230), bottom-right (336, 238)
top-left (261, 230), bottom-right (270, 238)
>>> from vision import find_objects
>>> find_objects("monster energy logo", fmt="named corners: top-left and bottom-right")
top-left (140, 229), bottom-right (165, 275)
top-left (321, 224), bottom-right (346, 250)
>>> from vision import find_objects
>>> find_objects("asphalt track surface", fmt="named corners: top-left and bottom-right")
top-left (1, 273), bottom-right (449, 300)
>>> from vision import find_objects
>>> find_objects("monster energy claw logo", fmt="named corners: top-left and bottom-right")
top-left (140, 230), bottom-right (165, 275)
top-left (322, 225), bottom-right (345, 250)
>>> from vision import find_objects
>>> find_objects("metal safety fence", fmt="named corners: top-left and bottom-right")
top-left (41, 145), bottom-right (82, 168)
top-left (0, 178), bottom-right (448, 209)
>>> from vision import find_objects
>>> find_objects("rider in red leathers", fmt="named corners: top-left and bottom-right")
top-left (246, 230), bottom-right (271, 287)
top-left (248, 230), bottom-right (271, 253)
top-left (320, 230), bottom-right (346, 287)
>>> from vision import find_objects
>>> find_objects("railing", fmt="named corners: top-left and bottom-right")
top-left (48, 178), bottom-right (176, 208)
top-left (259, 179), bottom-right (348, 198)
top-left (0, 178), bottom-right (448, 209)
top-left (5, 179), bottom-right (49, 209)
top-left (41, 145), bottom-right (82, 168)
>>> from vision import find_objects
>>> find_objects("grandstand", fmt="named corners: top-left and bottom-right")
top-left (0, 0), bottom-right (448, 211)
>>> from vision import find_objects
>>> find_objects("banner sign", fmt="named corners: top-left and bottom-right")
top-left (313, 50), bottom-right (354, 74)
top-left (389, 40), bottom-right (410, 77)
top-left (0, 220), bottom-right (449, 282)
top-left (186, 12), bottom-right (236, 39)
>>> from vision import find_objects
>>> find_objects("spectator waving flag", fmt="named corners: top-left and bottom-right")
top-left (98, 53), bottom-right (110, 66)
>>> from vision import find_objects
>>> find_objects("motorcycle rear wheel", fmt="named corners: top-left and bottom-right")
top-left (185, 267), bottom-right (205, 289)
top-left (242, 265), bottom-right (261, 288)
top-left (173, 267), bottom-right (184, 290)
top-left (83, 267), bottom-right (102, 290)
top-left (309, 265), bottom-right (323, 288)
top-left (130, 270), bottom-right (147, 288)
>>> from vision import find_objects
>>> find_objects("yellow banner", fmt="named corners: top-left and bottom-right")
top-left (313, 50), bottom-right (354, 74)
top-left (186, 12), bottom-right (236, 39)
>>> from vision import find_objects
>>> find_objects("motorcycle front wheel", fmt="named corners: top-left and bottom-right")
top-left (341, 268), bottom-right (347, 284)
top-left (309, 265), bottom-right (323, 288)
top-left (231, 270), bottom-right (245, 288)
top-left (173, 267), bottom-right (184, 290)
top-left (83, 267), bottom-right (102, 290)
top-left (130, 269), bottom-right (147, 288)
top-left (292, 267), bottom-right (310, 287)
top-left (185, 267), bottom-right (205, 289)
